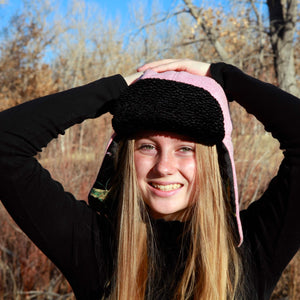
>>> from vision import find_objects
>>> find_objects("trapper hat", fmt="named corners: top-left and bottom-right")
top-left (89, 70), bottom-right (243, 246)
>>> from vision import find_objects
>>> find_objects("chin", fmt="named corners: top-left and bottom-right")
top-left (149, 207), bottom-right (191, 222)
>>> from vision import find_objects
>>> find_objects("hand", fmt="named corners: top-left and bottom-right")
top-left (137, 59), bottom-right (211, 77)
top-left (124, 72), bottom-right (144, 85)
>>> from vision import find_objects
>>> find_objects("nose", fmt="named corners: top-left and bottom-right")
top-left (154, 151), bottom-right (176, 176)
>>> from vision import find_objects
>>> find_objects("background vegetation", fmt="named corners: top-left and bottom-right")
top-left (0, 0), bottom-right (299, 298)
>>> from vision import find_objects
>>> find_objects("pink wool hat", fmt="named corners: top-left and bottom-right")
top-left (89, 70), bottom-right (243, 246)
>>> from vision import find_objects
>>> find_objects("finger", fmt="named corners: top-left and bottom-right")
top-left (139, 59), bottom-right (194, 73)
top-left (138, 59), bottom-right (211, 76)
top-left (150, 60), bottom-right (190, 73)
top-left (137, 59), bottom-right (177, 71)
top-left (153, 61), bottom-right (211, 76)
top-left (151, 64), bottom-right (185, 73)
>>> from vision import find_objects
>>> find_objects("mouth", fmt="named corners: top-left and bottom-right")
top-left (149, 183), bottom-right (183, 191)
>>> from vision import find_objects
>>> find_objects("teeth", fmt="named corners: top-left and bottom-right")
top-left (151, 183), bottom-right (182, 191)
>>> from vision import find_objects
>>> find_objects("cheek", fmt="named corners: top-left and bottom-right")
top-left (182, 159), bottom-right (196, 184)
top-left (134, 156), bottom-right (142, 181)
top-left (134, 154), bottom-right (151, 182)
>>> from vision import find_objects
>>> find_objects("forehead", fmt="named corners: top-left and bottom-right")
top-left (133, 130), bottom-right (196, 143)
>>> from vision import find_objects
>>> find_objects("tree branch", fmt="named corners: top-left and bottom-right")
top-left (183, 0), bottom-right (232, 63)
top-left (131, 9), bottom-right (187, 39)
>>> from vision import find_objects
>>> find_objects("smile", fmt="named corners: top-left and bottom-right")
top-left (150, 183), bottom-right (182, 191)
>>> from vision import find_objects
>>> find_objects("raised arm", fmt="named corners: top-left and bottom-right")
top-left (210, 62), bottom-right (300, 296)
top-left (0, 74), bottom-right (128, 297)
top-left (210, 63), bottom-right (300, 153)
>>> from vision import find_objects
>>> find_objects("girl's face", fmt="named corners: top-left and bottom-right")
top-left (134, 131), bottom-right (196, 219)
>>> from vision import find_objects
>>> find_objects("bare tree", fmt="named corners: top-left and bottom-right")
top-left (180, 0), bottom-right (299, 95)
top-left (182, 0), bottom-right (233, 63)
top-left (267, 0), bottom-right (298, 95)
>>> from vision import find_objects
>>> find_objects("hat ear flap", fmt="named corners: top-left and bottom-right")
top-left (217, 142), bottom-right (243, 246)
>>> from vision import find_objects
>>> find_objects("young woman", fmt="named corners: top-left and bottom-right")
top-left (0, 59), bottom-right (299, 300)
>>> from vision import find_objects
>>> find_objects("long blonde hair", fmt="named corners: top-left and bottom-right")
top-left (107, 139), bottom-right (244, 300)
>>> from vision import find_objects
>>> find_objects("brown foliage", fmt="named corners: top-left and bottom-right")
top-left (0, 0), bottom-right (298, 299)
top-left (0, 13), bottom-right (59, 111)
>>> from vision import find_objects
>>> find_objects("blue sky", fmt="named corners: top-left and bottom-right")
top-left (0, 0), bottom-right (233, 31)
top-left (0, 0), bottom-right (182, 29)
top-left (0, 0), bottom-right (190, 62)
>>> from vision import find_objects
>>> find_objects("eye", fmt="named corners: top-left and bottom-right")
top-left (139, 144), bottom-right (155, 150)
top-left (137, 144), bottom-right (156, 153)
top-left (180, 146), bottom-right (192, 151)
top-left (179, 146), bottom-right (194, 152)
top-left (177, 145), bottom-right (195, 156)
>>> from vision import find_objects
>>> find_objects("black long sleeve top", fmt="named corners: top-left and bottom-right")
top-left (0, 64), bottom-right (299, 299)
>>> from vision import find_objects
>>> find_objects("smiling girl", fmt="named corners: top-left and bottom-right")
top-left (0, 59), bottom-right (299, 300)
